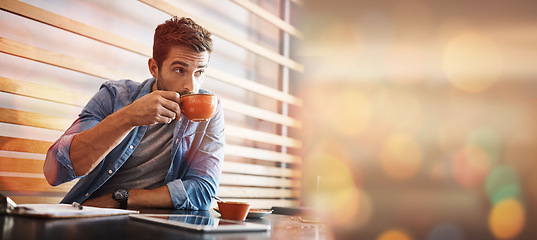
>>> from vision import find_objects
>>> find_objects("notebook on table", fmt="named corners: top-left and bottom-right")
top-left (1, 195), bottom-right (138, 218)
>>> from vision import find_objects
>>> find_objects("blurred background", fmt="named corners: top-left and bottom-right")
top-left (1, 0), bottom-right (537, 239)
top-left (295, 0), bottom-right (537, 239)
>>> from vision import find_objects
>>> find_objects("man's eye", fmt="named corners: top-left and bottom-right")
top-left (195, 70), bottom-right (205, 77)
top-left (174, 68), bottom-right (184, 73)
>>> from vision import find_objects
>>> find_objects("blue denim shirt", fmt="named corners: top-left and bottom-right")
top-left (45, 78), bottom-right (225, 210)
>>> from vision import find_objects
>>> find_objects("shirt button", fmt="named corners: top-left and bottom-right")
top-left (85, 193), bottom-right (89, 197)
top-left (129, 145), bottom-right (134, 150)
top-left (108, 170), bottom-right (113, 174)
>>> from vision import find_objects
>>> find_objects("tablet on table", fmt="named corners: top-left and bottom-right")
top-left (130, 214), bottom-right (270, 233)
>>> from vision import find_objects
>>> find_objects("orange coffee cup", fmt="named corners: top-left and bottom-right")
top-left (180, 93), bottom-right (218, 122)
top-left (217, 201), bottom-right (250, 221)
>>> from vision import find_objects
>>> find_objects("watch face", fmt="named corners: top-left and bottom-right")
top-left (113, 188), bottom-right (128, 200)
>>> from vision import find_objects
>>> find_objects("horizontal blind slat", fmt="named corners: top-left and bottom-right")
top-left (0, 76), bottom-right (91, 107)
top-left (0, 157), bottom-right (44, 174)
top-left (222, 161), bottom-right (299, 178)
top-left (220, 173), bottom-right (300, 188)
top-left (0, 107), bottom-right (71, 131)
top-left (224, 99), bottom-right (301, 128)
top-left (226, 145), bottom-right (301, 164)
top-left (217, 186), bottom-right (298, 199)
top-left (0, 176), bottom-right (75, 192)
top-left (226, 125), bottom-right (301, 148)
top-left (0, 136), bottom-right (52, 154)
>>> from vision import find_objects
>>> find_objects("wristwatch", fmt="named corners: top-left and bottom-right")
top-left (112, 188), bottom-right (129, 209)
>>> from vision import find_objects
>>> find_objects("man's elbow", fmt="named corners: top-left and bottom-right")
top-left (44, 172), bottom-right (58, 186)
top-left (43, 158), bottom-right (60, 186)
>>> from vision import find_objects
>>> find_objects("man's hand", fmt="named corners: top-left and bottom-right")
top-left (121, 90), bottom-right (182, 126)
top-left (82, 193), bottom-right (119, 209)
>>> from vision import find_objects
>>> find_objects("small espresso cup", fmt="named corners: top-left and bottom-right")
top-left (180, 93), bottom-right (218, 122)
top-left (217, 201), bottom-right (251, 221)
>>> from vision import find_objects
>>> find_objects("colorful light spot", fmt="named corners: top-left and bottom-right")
top-left (443, 31), bottom-right (503, 93)
top-left (328, 89), bottom-right (370, 137)
top-left (377, 229), bottom-right (413, 240)
top-left (452, 146), bottom-right (490, 189)
top-left (381, 133), bottom-right (422, 180)
top-left (485, 165), bottom-right (521, 205)
top-left (466, 127), bottom-right (501, 165)
top-left (489, 199), bottom-right (525, 240)
top-left (302, 152), bottom-right (360, 226)
top-left (377, 89), bottom-right (422, 132)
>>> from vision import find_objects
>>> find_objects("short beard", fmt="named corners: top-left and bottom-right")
top-left (156, 74), bottom-right (166, 91)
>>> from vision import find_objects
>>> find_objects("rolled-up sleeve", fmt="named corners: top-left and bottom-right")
top-left (44, 85), bottom-right (116, 186)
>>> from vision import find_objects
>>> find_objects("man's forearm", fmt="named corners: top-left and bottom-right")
top-left (129, 186), bottom-right (173, 208)
top-left (70, 109), bottom-right (134, 176)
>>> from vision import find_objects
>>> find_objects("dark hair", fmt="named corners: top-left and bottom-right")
top-left (153, 16), bottom-right (213, 69)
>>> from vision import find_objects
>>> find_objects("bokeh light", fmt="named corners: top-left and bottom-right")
top-left (328, 88), bottom-right (370, 137)
top-left (466, 127), bottom-right (501, 165)
top-left (442, 31), bottom-right (503, 93)
top-left (377, 228), bottom-right (413, 240)
top-left (451, 146), bottom-right (491, 189)
top-left (485, 165), bottom-right (522, 205)
top-left (488, 198), bottom-right (525, 240)
top-left (377, 89), bottom-right (422, 132)
top-left (380, 133), bottom-right (422, 180)
top-left (302, 151), bottom-right (360, 226)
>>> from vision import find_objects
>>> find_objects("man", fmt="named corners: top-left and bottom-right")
top-left (43, 16), bottom-right (225, 210)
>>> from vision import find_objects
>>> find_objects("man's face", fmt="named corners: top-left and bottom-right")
top-left (150, 45), bottom-right (209, 95)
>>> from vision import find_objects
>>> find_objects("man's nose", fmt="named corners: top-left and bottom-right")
top-left (183, 75), bottom-right (196, 93)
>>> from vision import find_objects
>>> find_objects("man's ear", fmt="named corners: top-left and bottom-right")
top-left (148, 58), bottom-right (158, 78)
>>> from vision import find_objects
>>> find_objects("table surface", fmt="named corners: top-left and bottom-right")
top-left (1, 208), bottom-right (329, 240)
